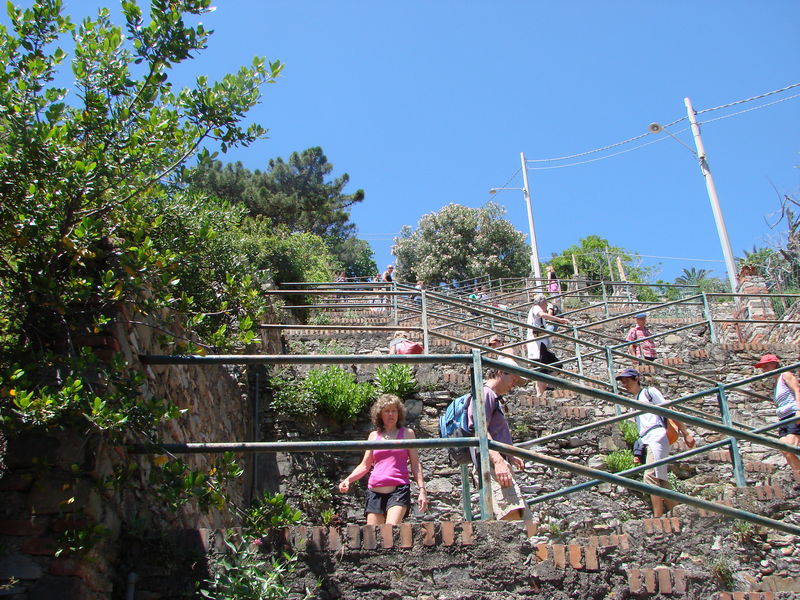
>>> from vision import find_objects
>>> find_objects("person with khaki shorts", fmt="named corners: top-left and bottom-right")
top-left (467, 357), bottom-right (530, 520)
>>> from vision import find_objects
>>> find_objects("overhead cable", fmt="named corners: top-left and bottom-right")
top-left (524, 82), bottom-right (800, 165)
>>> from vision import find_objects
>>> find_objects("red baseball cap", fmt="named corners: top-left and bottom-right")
top-left (754, 354), bottom-right (780, 368)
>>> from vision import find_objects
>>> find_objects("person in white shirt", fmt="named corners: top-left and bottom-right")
top-left (616, 368), bottom-right (695, 517)
top-left (526, 294), bottom-right (570, 398)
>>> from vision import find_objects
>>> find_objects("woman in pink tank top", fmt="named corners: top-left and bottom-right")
top-left (338, 394), bottom-right (427, 524)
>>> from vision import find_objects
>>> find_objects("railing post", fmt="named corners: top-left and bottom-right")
top-left (391, 282), bottom-right (398, 326)
top-left (601, 284), bottom-right (610, 318)
top-left (606, 346), bottom-right (621, 415)
top-left (470, 349), bottom-right (492, 520)
top-left (702, 292), bottom-right (718, 343)
top-left (460, 464), bottom-right (473, 521)
top-left (421, 290), bottom-right (430, 353)
top-left (572, 325), bottom-right (584, 378)
top-left (717, 385), bottom-right (747, 487)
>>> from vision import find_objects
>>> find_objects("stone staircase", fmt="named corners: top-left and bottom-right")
top-left (257, 298), bottom-right (800, 597)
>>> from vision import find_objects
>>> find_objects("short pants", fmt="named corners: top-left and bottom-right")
top-left (530, 343), bottom-right (558, 375)
top-left (644, 432), bottom-right (670, 481)
top-left (778, 411), bottom-right (800, 437)
top-left (365, 484), bottom-right (411, 516)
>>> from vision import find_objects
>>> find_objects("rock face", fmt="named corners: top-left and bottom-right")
top-left (0, 305), bottom-right (281, 599)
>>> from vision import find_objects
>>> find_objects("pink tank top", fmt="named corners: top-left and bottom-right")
top-left (367, 428), bottom-right (410, 489)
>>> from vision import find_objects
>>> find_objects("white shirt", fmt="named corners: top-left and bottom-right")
top-left (526, 304), bottom-right (550, 359)
top-left (635, 386), bottom-right (667, 444)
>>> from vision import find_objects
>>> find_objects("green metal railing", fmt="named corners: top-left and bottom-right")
top-left (133, 278), bottom-right (800, 534)
top-left (137, 349), bottom-right (800, 534)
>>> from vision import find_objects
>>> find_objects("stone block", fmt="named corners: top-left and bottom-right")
top-left (0, 553), bottom-right (43, 579)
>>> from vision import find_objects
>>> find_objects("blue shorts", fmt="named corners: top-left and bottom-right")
top-left (364, 484), bottom-right (411, 516)
top-left (778, 411), bottom-right (800, 437)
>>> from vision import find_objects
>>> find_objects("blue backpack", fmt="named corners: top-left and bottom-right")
top-left (439, 393), bottom-right (474, 465)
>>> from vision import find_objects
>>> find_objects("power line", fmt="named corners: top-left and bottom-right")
top-left (700, 91), bottom-right (800, 125)
top-left (696, 82), bottom-right (800, 115)
top-left (523, 82), bottom-right (800, 166)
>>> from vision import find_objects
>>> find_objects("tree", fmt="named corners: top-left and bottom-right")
top-left (392, 202), bottom-right (530, 284)
top-left (0, 0), bottom-right (280, 430)
top-left (325, 235), bottom-right (377, 279)
top-left (184, 147), bottom-right (365, 239)
top-left (674, 267), bottom-right (712, 286)
top-left (548, 235), bottom-right (650, 283)
top-left (182, 147), bottom-right (371, 274)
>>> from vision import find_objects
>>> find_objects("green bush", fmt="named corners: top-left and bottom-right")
top-left (243, 491), bottom-right (302, 537)
top-left (617, 420), bottom-right (639, 448)
top-left (374, 364), bottom-right (416, 398)
top-left (270, 370), bottom-right (317, 418)
top-left (603, 449), bottom-right (635, 473)
top-left (304, 367), bottom-right (374, 421)
top-left (200, 536), bottom-right (305, 600)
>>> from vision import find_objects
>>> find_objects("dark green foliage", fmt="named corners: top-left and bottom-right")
top-left (243, 491), bottom-right (302, 537)
top-left (374, 364), bottom-right (416, 398)
top-left (548, 235), bottom-right (651, 283)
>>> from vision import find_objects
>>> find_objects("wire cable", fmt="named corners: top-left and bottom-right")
top-left (700, 91), bottom-right (800, 125)
top-left (523, 82), bottom-right (800, 165)
top-left (696, 82), bottom-right (800, 115)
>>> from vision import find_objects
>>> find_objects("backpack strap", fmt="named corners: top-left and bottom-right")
top-left (640, 386), bottom-right (667, 431)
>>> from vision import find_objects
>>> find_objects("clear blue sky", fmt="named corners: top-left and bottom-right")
top-left (34, 2), bottom-right (800, 281)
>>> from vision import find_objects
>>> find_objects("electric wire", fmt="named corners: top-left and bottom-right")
top-left (523, 82), bottom-right (800, 166)
top-left (700, 91), bottom-right (800, 125)
top-left (695, 82), bottom-right (800, 115)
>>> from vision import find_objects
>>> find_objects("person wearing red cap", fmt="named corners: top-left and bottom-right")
top-left (754, 354), bottom-right (800, 478)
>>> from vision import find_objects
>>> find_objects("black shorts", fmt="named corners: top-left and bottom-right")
top-left (364, 484), bottom-right (411, 516)
top-left (536, 344), bottom-right (558, 375)
top-left (778, 411), bottom-right (800, 437)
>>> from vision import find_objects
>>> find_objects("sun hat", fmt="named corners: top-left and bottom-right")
top-left (754, 354), bottom-right (780, 368)
top-left (615, 367), bottom-right (640, 380)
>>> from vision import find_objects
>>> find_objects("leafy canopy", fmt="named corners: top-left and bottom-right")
top-left (393, 202), bottom-right (531, 284)
top-left (548, 235), bottom-right (651, 283)
top-left (0, 0), bottom-right (283, 435)
top-left (182, 147), bottom-right (376, 277)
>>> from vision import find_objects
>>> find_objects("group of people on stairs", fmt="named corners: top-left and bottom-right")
top-left (336, 289), bottom-right (800, 526)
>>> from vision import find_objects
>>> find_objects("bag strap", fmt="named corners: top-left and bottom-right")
top-left (641, 386), bottom-right (668, 430)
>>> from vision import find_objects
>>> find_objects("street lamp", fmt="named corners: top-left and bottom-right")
top-left (489, 151), bottom-right (541, 280)
top-left (649, 96), bottom-right (738, 292)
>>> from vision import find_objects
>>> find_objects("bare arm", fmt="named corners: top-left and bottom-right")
top-left (338, 432), bottom-right (376, 493)
top-left (404, 429), bottom-right (427, 512)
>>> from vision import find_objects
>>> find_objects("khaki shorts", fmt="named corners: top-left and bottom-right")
top-left (487, 465), bottom-right (529, 520)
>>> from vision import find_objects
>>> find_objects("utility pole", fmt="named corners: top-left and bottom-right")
top-left (520, 152), bottom-right (541, 281)
top-left (684, 97), bottom-right (739, 292)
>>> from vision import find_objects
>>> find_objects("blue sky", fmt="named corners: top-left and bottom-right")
top-left (31, 2), bottom-right (800, 281)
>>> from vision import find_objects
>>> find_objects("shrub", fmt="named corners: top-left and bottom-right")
top-left (603, 449), bottom-right (635, 473)
top-left (304, 367), bottom-right (374, 420)
top-left (374, 364), bottom-right (416, 398)
top-left (243, 492), bottom-right (302, 538)
top-left (617, 420), bottom-right (639, 447)
top-left (200, 536), bottom-right (306, 600)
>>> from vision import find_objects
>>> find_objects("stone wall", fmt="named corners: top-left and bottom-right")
top-left (0, 305), bottom-right (281, 599)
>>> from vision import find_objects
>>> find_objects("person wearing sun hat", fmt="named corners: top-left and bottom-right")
top-left (754, 354), bottom-right (800, 478)
top-left (626, 312), bottom-right (657, 362)
top-left (466, 356), bottom-right (530, 520)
